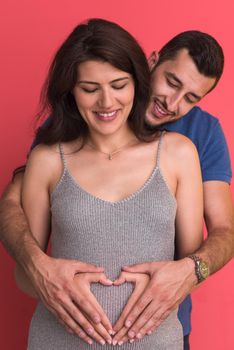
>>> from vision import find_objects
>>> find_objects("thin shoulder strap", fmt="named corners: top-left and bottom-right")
top-left (58, 143), bottom-right (67, 170)
top-left (156, 131), bottom-right (166, 167)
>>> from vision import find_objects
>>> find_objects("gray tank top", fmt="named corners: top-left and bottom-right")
top-left (28, 133), bottom-right (183, 349)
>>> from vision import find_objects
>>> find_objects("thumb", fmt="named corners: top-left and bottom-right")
top-left (74, 261), bottom-right (104, 274)
top-left (85, 272), bottom-right (113, 286)
top-left (113, 272), bottom-right (127, 286)
top-left (122, 262), bottom-right (151, 274)
top-left (98, 274), bottom-right (113, 286)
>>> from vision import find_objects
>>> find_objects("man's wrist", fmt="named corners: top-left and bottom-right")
top-left (20, 239), bottom-right (49, 276)
top-left (187, 255), bottom-right (210, 284)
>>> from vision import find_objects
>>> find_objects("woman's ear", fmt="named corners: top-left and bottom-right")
top-left (148, 51), bottom-right (159, 71)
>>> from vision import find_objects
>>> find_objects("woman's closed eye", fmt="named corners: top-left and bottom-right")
top-left (81, 87), bottom-right (98, 93)
top-left (112, 83), bottom-right (127, 90)
top-left (80, 83), bottom-right (127, 93)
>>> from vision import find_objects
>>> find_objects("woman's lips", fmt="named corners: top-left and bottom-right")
top-left (94, 110), bottom-right (119, 121)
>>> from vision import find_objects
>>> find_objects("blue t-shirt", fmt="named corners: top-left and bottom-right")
top-left (162, 106), bottom-right (232, 336)
top-left (32, 106), bottom-right (232, 336)
top-left (162, 106), bottom-right (232, 183)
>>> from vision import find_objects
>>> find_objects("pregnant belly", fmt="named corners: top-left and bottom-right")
top-left (90, 282), bottom-right (183, 348)
top-left (90, 282), bottom-right (134, 325)
top-left (29, 282), bottom-right (183, 349)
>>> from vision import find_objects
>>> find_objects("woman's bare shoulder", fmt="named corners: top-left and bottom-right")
top-left (163, 131), bottom-right (198, 159)
top-left (26, 143), bottom-right (62, 181)
top-left (28, 144), bottom-right (60, 166)
top-left (29, 143), bottom-right (59, 160)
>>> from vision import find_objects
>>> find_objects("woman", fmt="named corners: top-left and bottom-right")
top-left (15, 19), bottom-right (203, 349)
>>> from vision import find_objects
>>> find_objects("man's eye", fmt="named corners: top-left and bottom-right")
top-left (166, 79), bottom-right (179, 88)
top-left (184, 96), bottom-right (196, 104)
top-left (112, 84), bottom-right (127, 90)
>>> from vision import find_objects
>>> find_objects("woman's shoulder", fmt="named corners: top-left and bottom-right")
top-left (161, 132), bottom-right (201, 180)
top-left (28, 143), bottom-right (64, 167)
top-left (29, 143), bottom-right (59, 158)
top-left (24, 143), bottom-right (66, 193)
top-left (163, 131), bottom-right (198, 159)
top-left (26, 143), bottom-right (62, 177)
top-left (161, 132), bottom-right (200, 173)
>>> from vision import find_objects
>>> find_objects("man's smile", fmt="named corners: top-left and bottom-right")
top-left (151, 98), bottom-right (175, 119)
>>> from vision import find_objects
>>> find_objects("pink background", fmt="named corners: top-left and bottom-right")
top-left (0, 1), bottom-right (234, 349)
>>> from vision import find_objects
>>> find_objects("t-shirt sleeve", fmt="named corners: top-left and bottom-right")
top-left (200, 120), bottom-right (232, 183)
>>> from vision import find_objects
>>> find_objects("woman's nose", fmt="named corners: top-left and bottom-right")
top-left (98, 89), bottom-right (114, 109)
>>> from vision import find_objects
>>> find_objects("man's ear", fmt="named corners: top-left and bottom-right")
top-left (148, 51), bottom-right (159, 71)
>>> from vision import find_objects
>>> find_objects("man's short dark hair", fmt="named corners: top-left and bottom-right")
top-left (157, 30), bottom-right (224, 91)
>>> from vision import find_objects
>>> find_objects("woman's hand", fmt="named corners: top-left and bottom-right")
top-left (111, 271), bottom-right (150, 346)
top-left (70, 272), bottom-right (114, 345)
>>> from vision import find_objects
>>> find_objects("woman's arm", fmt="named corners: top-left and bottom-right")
top-left (173, 135), bottom-right (204, 258)
top-left (14, 144), bottom-right (114, 344)
top-left (15, 145), bottom-right (53, 297)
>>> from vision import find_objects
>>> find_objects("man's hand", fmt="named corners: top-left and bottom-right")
top-left (21, 254), bottom-right (114, 344)
top-left (121, 259), bottom-right (197, 341)
top-left (111, 271), bottom-right (150, 346)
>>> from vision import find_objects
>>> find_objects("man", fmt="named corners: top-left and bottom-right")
top-left (117, 31), bottom-right (234, 348)
top-left (0, 30), bottom-right (233, 349)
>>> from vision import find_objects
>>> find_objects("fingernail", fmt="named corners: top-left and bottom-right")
top-left (78, 331), bottom-right (86, 337)
top-left (128, 330), bottom-right (135, 338)
top-left (87, 328), bottom-right (94, 335)
top-left (88, 339), bottom-right (93, 345)
top-left (125, 320), bottom-right (132, 328)
top-left (107, 339), bottom-right (112, 345)
top-left (136, 332), bottom-right (142, 339)
top-left (112, 340), bottom-right (117, 346)
top-left (109, 329), bottom-right (116, 335)
top-left (147, 330), bottom-right (152, 335)
top-left (118, 341), bottom-right (123, 346)
top-left (99, 340), bottom-right (105, 345)
top-left (129, 339), bottom-right (135, 343)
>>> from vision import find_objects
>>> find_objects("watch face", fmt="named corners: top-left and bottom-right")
top-left (200, 261), bottom-right (210, 279)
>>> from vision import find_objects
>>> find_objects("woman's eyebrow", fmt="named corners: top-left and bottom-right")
top-left (77, 77), bottom-right (130, 85)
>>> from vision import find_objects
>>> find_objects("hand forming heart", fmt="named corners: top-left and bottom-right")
top-left (73, 271), bottom-right (150, 346)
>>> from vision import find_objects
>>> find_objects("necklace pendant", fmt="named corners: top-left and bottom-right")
top-left (108, 154), bottom-right (113, 160)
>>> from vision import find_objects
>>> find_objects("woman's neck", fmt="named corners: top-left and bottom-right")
top-left (86, 128), bottom-right (138, 154)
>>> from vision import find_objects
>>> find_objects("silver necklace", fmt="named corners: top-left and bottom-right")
top-left (87, 140), bottom-right (137, 160)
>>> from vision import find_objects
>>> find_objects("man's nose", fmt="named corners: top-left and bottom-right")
top-left (166, 91), bottom-right (184, 112)
top-left (98, 88), bottom-right (114, 109)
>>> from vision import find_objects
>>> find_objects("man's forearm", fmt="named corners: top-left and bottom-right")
top-left (194, 226), bottom-right (234, 275)
top-left (0, 176), bottom-right (46, 271)
top-left (196, 182), bottom-right (234, 275)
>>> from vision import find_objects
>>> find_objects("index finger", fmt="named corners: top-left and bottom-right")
top-left (114, 278), bottom-right (149, 332)
top-left (71, 290), bottom-right (102, 324)
top-left (75, 261), bottom-right (104, 273)
top-left (86, 290), bottom-right (113, 334)
top-left (124, 291), bottom-right (152, 329)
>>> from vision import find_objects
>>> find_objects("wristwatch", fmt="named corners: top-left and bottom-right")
top-left (188, 255), bottom-right (210, 284)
